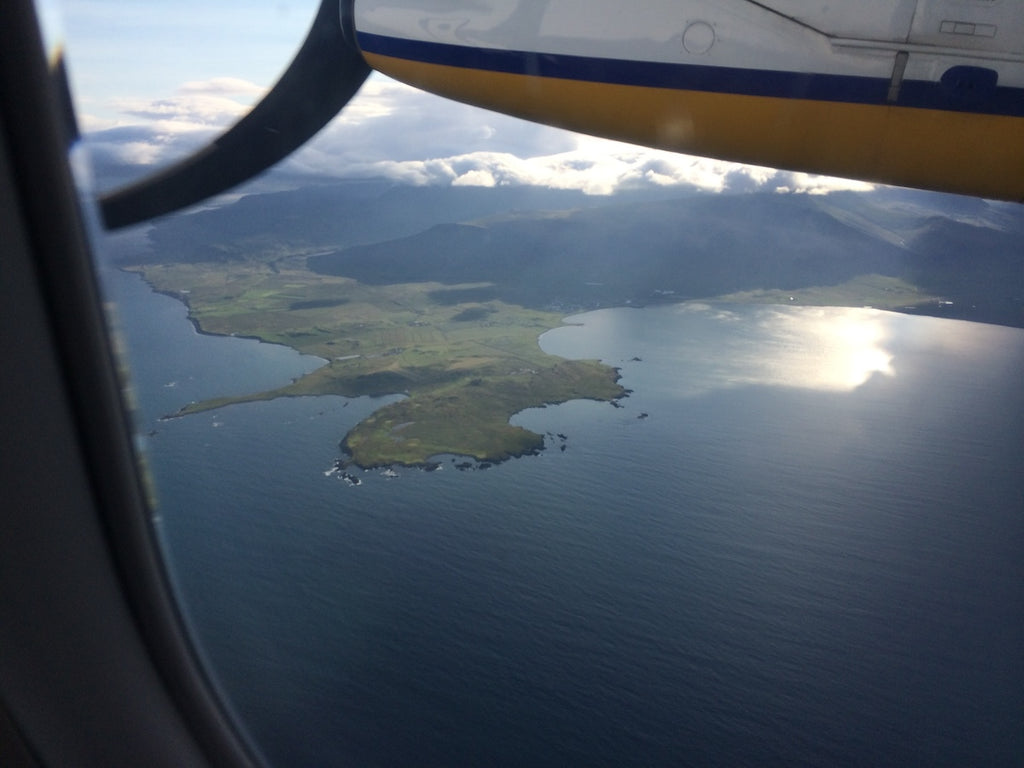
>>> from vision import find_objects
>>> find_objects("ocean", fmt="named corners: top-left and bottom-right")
top-left (104, 268), bottom-right (1024, 767)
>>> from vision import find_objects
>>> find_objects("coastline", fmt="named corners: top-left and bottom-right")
top-left (125, 263), bottom-right (627, 468)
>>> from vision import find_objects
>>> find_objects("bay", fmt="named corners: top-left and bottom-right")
top-left (106, 269), bottom-right (1024, 767)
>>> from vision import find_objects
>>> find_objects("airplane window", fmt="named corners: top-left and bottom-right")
top-left (54, 1), bottom-right (1024, 766)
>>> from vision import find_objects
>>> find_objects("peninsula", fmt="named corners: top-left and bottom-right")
top-left (138, 256), bottom-right (623, 468)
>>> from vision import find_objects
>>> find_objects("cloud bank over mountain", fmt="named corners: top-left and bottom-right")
top-left (82, 73), bottom-right (873, 197)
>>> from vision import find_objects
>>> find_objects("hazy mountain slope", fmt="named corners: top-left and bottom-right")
top-left (904, 216), bottom-right (1024, 326)
top-left (138, 180), bottom-right (679, 262)
top-left (309, 192), bottom-right (914, 309)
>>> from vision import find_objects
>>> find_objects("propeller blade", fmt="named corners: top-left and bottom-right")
top-left (99, 0), bottom-right (369, 229)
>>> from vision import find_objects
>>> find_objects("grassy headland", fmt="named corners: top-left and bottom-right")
top-left (137, 257), bottom-right (624, 467)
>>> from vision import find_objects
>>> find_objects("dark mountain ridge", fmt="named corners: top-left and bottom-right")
top-left (307, 191), bottom-right (931, 311)
top-left (139, 179), bottom-right (687, 262)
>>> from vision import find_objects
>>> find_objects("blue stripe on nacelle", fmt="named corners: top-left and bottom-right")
top-left (357, 32), bottom-right (1024, 118)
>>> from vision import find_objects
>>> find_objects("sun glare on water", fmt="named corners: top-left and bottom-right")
top-left (773, 307), bottom-right (896, 392)
top-left (674, 304), bottom-right (897, 395)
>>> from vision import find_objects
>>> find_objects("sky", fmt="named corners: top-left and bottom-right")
top-left (60, 0), bottom-right (874, 198)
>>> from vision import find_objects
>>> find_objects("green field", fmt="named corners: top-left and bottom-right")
top-left (714, 274), bottom-right (940, 311)
top-left (137, 258), bottom-right (624, 467)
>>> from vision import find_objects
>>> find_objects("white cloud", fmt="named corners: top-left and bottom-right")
top-left (289, 141), bottom-right (871, 198)
top-left (774, 172), bottom-right (874, 195)
top-left (82, 78), bottom-right (269, 179)
top-left (452, 169), bottom-right (498, 188)
top-left (83, 72), bottom-right (874, 197)
top-left (331, 76), bottom-right (409, 122)
top-left (177, 77), bottom-right (267, 97)
top-left (106, 77), bottom-right (264, 130)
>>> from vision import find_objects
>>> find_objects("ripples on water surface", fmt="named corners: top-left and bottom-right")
top-left (109, 271), bottom-right (1024, 767)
